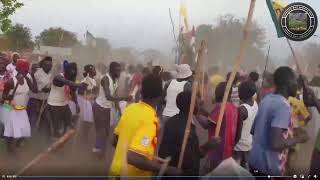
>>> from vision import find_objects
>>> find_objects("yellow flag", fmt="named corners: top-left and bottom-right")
top-left (266, 0), bottom-right (287, 37)
top-left (179, 4), bottom-right (188, 19)
top-left (179, 3), bottom-right (189, 31)
top-left (272, 0), bottom-right (287, 18)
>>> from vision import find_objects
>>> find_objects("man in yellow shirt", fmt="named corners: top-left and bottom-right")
top-left (208, 66), bottom-right (224, 103)
top-left (110, 74), bottom-right (181, 178)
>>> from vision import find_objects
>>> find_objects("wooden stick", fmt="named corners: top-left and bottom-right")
top-left (157, 156), bottom-right (171, 178)
top-left (169, 8), bottom-right (179, 54)
top-left (17, 129), bottom-right (76, 175)
top-left (286, 38), bottom-right (302, 75)
top-left (200, 62), bottom-right (205, 100)
top-left (261, 45), bottom-right (271, 88)
top-left (215, 0), bottom-right (256, 137)
top-left (36, 101), bottom-right (46, 129)
top-left (178, 40), bottom-right (205, 168)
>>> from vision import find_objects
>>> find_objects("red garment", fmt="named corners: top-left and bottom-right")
top-left (0, 72), bottom-right (9, 92)
top-left (16, 59), bottom-right (30, 72)
top-left (130, 72), bottom-right (143, 90)
top-left (209, 102), bottom-right (238, 160)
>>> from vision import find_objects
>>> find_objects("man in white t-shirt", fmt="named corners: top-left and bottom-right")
top-left (159, 64), bottom-right (192, 146)
top-left (27, 56), bottom-right (53, 129)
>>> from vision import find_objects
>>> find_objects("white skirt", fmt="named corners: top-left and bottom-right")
top-left (78, 96), bottom-right (94, 123)
top-left (2, 107), bottom-right (31, 138)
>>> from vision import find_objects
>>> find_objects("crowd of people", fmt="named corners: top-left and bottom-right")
top-left (0, 51), bottom-right (320, 178)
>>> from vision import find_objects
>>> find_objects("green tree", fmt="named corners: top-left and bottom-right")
top-left (3, 23), bottom-right (34, 51)
top-left (195, 14), bottom-right (267, 71)
top-left (36, 27), bottom-right (79, 48)
top-left (0, 0), bottom-right (23, 32)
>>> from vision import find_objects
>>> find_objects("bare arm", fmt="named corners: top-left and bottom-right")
top-left (235, 106), bottom-right (248, 145)
top-left (101, 76), bottom-right (127, 102)
top-left (195, 114), bottom-right (215, 130)
top-left (127, 150), bottom-right (181, 175)
top-left (70, 87), bottom-right (78, 105)
top-left (199, 137), bottom-right (221, 158)
top-left (25, 74), bottom-right (38, 93)
top-left (127, 151), bottom-right (162, 172)
top-left (161, 80), bottom-right (171, 105)
top-left (53, 75), bottom-right (80, 88)
top-left (112, 134), bottom-right (118, 148)
top-left (270, 127), bottom-right (308, 152)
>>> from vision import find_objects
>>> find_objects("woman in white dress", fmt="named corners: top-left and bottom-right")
top-left (78, 64), bottom-right (97, 145)
top-left (1, 59), bottom-right (37, 154)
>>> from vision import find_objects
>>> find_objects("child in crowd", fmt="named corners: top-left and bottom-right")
top-left (233, 81), bottom-right (258, 169)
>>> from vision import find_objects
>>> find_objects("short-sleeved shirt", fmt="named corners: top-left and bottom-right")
top-left (248, 94), bottom-right (293, 176)
top-left (29, 68), bottom-right (52, 100)
top-left (209, 74), bottom-right (224, 89)
top-left (109, 102), bottom-right (158, 177)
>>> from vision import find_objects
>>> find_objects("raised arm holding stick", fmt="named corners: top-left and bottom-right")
top-left (215, 0), bottom-right (256, 138)
top-left (178, 40), bottom-right (205, 168)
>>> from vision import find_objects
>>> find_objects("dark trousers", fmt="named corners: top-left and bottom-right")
top-left (42, 104), bottom-right (72, 139)
top-left (27, 98), bottom-right (46, 129)
top-left (233, 150), bottom-right (249, 169)
top-left (79, 121), bottom-right (93, 146)
top-left (92, 102), bottom-right (110, 152)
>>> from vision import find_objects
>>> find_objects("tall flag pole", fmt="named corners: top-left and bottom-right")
top-left (179, 0), bottom-right (189, 33)
top-left (215, 0), bottom-right (257, 137)
top-left (266, 0), bottom-right (304, 75)
top-left (86, 31), bottom-right (97, 48)
top-left (178, 41), bottom-right (206, 168)
top-left (261, 45), bottom-right (271, 88)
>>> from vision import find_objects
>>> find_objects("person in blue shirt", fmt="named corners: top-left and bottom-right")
top-left (248, 67), bottom-right (309, 176)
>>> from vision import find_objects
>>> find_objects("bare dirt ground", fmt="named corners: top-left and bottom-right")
top-left (0, 116), bottom-right (317, 177)
top-left (0, 128), bottom-right (115, 176)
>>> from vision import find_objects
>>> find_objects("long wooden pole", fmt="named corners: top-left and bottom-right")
top-left (286, 38), bottom-right (302, 75)
top-left (215, 0), bottom-right (256, 137)
top-left (200, 55), bottom-right (206, 100)
top-left (17, 129), bottom-right (76, 175)
top-left (261, 45), bottom-right (271, 88)
top-left (178, 40), bottom-right (205, 168)
top-left (169, 8), bottom-right (179, 64)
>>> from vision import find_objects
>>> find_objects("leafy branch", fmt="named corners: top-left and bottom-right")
top-left (0, 0), bottom-right (23, 32)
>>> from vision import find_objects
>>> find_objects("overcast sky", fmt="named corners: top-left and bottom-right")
top-left (11, 0), bottom-right (320, 64)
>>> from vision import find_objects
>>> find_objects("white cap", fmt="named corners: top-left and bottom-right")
top-left (177, 64), bottom-right (192, 79)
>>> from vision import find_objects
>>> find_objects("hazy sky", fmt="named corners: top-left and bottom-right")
top-left (11, 0), bottom-right (320, 63)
